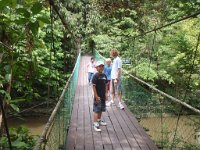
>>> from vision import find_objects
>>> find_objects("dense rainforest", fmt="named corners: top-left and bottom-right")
top-left (0, 0), bottom-right (199, 149)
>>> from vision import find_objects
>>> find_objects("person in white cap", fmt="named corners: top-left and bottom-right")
top-left (107, 48), bottom-right (124, 109)
top-left (92, 60), bottom-right (108, 132)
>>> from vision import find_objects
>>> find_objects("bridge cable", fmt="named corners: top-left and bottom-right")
top-left (47, 4), bottom-right (53, 108)
top-left (50, 3), bottom-right (59, 101)
top-left (124, 11), bottom-right (200, 41)
top-left (147, 30), bottom-right (157, 80)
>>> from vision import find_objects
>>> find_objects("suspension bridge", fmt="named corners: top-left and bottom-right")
top-left (33, 50), bottom-right (200, 150)
top-left (33, 7), bottom-right (200, 150)
top-left (1, 1), bottom-right (199, 149)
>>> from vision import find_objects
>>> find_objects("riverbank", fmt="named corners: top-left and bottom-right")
top-left (8, 116), bottom-right (49, 136)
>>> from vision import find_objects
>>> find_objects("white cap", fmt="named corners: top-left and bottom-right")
top-left (95, 61), bottom-right (104, 67)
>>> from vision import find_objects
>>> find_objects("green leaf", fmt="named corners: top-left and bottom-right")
top-left (39, 20), bottom-right (44, 28)
top-left (31, 2), bottom-right (43, 15)
top-left (5, 74), bottom-right (11, 82)
top-left (15, 18), bottom-right (29, 25)
top-left (0, 0), bottom-right (8, 10)
top-left (38, 16), bottom-right (50, 24)
top-left (4, 65), bottom-right (10, 72)
top-left (10, 98), bottom-right (26, 104)
top-left (34, 92), bottom-right (41, 98)
top-left (10, 104), bottom-right (20, 112)
top-left (28, 21), bottom-right (39, 36)
top-left (16, 8), bottom-right (30, 18)
top-left (0, 0), bottom-right (16, 10)
top-left (12, 140), bottom-right (28, 148)
top-left (0, 90), bottom-right (11, 100)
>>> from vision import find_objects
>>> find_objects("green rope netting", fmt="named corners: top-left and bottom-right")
top-left (36, 53), bottom-right (81, 150)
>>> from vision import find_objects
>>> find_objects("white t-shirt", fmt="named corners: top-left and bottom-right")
top-left (87, 61), bottom-right (95, 73)
top-left (111, 56), bottom-right (122, 79)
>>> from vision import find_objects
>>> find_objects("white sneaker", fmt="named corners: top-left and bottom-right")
top-left (98, 120), bottom-right (107, 126)
top-left (111, 100), bottom-right (114, 104)
top-left (93, 122), bottom-right (101, 132)
top-left (106, 100), bottom-right (114, 106)
top-left (106, 101), bottom-right (112, 107)
top-left (118, 102), bottom-right (124, 110)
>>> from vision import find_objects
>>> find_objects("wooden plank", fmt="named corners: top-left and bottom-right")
top-left (66, 87), bottom-right (80, 150)
top-left (75, 59), bottom-right (85, 150)
top-left (107, 106), bottom-right (131, 150)
top-left (76, 87), bottom-right (84, 149)
top-left (113, 100), bottom-right (150, 150)
top-left (101, 122), bottom-right (114, 150)
top-left (123, 104), bottom-right (158, 150)
top-left (111, 103), bottom-right (142, 150)
top-left (103, 111), bottom-right (121, 150)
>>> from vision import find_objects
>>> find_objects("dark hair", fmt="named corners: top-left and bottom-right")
top-left (91, 57), bottom-right (94, 60)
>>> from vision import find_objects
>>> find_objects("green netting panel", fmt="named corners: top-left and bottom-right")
top-left (123, 74), bottom-right (200, 150)
top-left (94, 50), bottom-right (105, 61)
top-left (35, 53), bottom-right (81, 150)
top-left (95, 50), bottom-right (200, 150)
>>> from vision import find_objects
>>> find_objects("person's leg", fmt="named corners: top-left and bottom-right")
top-left (117, 78), bottom-right (124, 109)
top-left (118, 92), bottom-right (122, 102)
top-left (98, 103), bottom-right (107, 126)
top-left (90, 73), bottom-right (94, 83)
top-left (93, 112), bottom-right (101, 131)
top-left (97, 112), bottom-right (102, 120)
top-left (111, 79), bottom-right (115, 103)
top-left (107, 80), bottom-right (111, 96)
top-left (94, 112), bottom-right (98, 122)
top-left (106, 80), bottom-right (115, 106)
top-left (93, 101), bottom-right (102, 131)
top-left (88, 72), bottom-right (92, 83)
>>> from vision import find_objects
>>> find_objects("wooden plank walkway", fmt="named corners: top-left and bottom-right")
top-left (66, 55), bottom-right (158, 150)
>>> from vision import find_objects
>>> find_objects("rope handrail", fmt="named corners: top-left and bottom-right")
top-left (94, 50), bottom-right (200, 115)
top-left (34, 52), bottom-right (81, 150)
top-left (125, 11), bottom-right (200, 40)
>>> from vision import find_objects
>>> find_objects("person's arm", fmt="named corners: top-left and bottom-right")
top-left (87, 62), bottom-right (90, 67)
top-left (117, 68), bottom-right (121, 79)
top-left (93, 85), bottom-right (101, 103)
top-left (105, 76), bottom-right (108, 101)
top-left (115, 59), bottom-right (122, 83)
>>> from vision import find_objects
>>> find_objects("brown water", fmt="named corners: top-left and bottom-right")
top-left (140, 115), bottom-right (200, 147)
top-left (8, 116), bottom-right (48, 136)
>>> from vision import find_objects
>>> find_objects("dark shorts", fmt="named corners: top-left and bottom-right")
top-left (93, 99), bottom-right (106, 112)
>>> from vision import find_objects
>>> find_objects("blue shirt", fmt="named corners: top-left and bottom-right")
top-left (103, 65), bottom-right (112, 80)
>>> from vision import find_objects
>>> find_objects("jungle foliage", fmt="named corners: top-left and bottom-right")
top-left (0, 0), bottom-right (199, 121)
top-left (0, 0), bottom-right (80, 115)
top-left (82, 0), bottom-right (200, 108)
